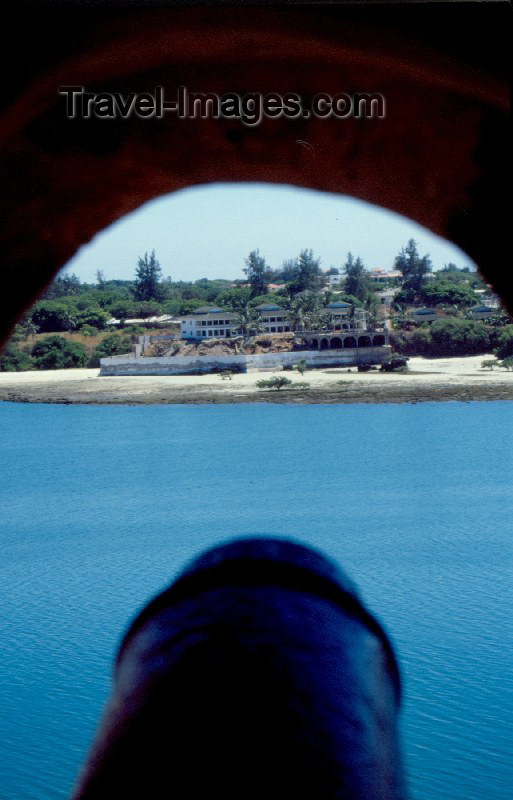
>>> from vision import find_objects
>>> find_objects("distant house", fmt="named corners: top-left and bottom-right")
top-left (321, 301), bottom-right (366, 331)
top-left (254, 304), bottom-right (291, 333)
top-left (325, 271), bottom-right (342, 288)
top-left (180, 306), bottom-right (238, 339)
top-left (468, 305), bottom-right (497, 319)
top-left (409, 307), bottom-right (439, 322)
top-left (180, 300), bottom-right (370, 340)
top-left (375, 288), bottom-right (397, 307)
top-left (107, 314), bottom-right (177, 327)
top-left (474, 289), bottom-right (500, 308)
top-left (369, 268), bottom-right (403, 284)
top-left (180, 303), bottom-right (292, 339)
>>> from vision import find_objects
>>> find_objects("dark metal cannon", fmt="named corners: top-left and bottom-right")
top-left (72, 537), bottom-right (406, 799)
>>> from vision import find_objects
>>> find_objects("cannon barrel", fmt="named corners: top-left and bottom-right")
top-left (72, 537), bottom-right (406, 799)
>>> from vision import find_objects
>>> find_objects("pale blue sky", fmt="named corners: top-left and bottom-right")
top-left (65, 183), bottom-right (476, 283)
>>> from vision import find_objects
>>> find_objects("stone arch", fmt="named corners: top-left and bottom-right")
top-left (310, 338), bottom-right (319, 349)
top-left (0, 7), bottom-right (509, 342)
top-left (320, 338), bottom-right (329, 351)
top-left (344, 337), bottom-right (357, 349)
top-left (330, 337), bottom-right (343, 349)
top-left (358, 336), bottom-right (372, 348)
top-left (373, 335), bottom-right (386, 346)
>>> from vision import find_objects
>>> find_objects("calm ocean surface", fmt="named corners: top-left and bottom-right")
top-left (0, 401), bottom-right (512, 800)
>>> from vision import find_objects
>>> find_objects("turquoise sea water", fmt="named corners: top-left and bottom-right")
top-left (0, 401), bottom-right (512, 800)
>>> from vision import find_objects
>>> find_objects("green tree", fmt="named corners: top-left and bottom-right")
top-left (344, 253), bottom-right (369, 302)
top-left (278, 258), bottom-right (298, 283)
top-left (244, 250), bottom-right (269, 298)
top-left (429, 319), bottom-right (490, 356)
top-left (216, 286), bottom-right (252, 311)
top-left (133, 301), bottom-right (164, 320)
top-left (233, 306), bottom-right (264, 338)
top-left (88, 334), bottom-right (133, 367)
top-left (365, 292), bottom-right (379, 328)
top-left (395, 239), bottom-right (432, 299)
top-left (293, 249), bottom-right (322, 293)
top-left (110, 299), bottom-right (137, 322)
top-left (75, 308), bottom-right (110, 330)
top-left (179, 298), bottom-right (210, 315)
top-left (420, 281), bottom-right (479, 307)
top-left (494, 325), bottom-right (513, 359)
top-left (499, 356), bottom-right (513, 371)
top-left (43, 272), bottom-right (82, 299)
top-left (96, 270), bottom-right (107, 288)
top-left (289, 293), bottom-right (322, 331)
top-left (0, 343), bottom-right (34, 371)
top-left (31, 300), bottom-right (78, 333)
top-left (31, 336), bottom-right (88, 369)
top-left (133, 250), bottom-right (165, 302)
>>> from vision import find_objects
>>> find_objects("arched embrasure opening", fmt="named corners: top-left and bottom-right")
top-left (330, 337), bottom-right (343, 350)
top-left (344, 337), bottom-right (357, 349)
top-left (0, 6), bottom-right (508, 344)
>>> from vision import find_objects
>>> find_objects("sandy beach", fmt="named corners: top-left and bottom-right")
top-left (0, 355), bottom-right (512, 405)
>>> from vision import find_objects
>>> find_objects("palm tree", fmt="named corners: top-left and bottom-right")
top-left (233, 306), bottom-right (264, 340)
top-left (323, 312), bottom-right (337, 331)
top-left (23, 320), bottom-right (38, 343)
top-left (289, 294), bottom-right (322, 332)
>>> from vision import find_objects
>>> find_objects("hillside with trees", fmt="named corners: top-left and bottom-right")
top-left (1, 241), bottom-right (511, 371)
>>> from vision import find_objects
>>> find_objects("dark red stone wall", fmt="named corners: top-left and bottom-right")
top-left (0, 4), bottom-right (509, 343)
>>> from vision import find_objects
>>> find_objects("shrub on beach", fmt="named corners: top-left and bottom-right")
top-left (380, 353), bottom-right (409, 372)
top-left (256, 376), bottom-right (293, 391)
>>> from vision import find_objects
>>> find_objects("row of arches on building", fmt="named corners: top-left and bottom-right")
top-left (302, 334), bottom-right (386, 350)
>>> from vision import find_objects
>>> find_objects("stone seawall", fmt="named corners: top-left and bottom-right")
top-left (100, 347), bottom-right (391, 376)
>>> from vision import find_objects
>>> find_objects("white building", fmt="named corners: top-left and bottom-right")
top-left (325, 271), bottom-right (342, 288)
top-left (369, 268), bottom-right (403, 284)
top-left (254, 304), bottom-right (291, 333)
top-left (180, 303), bottom-right (293, 339)
top-left (320, 301), bottom-right (366, 331)
top-left (180, 306), bottom-right (238, 339)
top-left (180, 301), bottom-right (368, 340)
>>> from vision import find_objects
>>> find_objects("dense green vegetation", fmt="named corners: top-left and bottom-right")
top-left (390, 319), bottom-right (496, 357)
top-left (0, 242), bottom-right (510, 370)
top-left (31, 336), bottom-right (89, 369)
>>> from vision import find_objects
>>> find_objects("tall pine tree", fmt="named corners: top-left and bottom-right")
top-left (394, 239), bottom-right (432, 300)
top-left (244, 250), bottom-right (269, 298)
top-left (133, 251), bottom-right (164, 302)
top-left (291, 249), bottom-right (322, 293)
top-left (344, 253), bottom-right (369, 302)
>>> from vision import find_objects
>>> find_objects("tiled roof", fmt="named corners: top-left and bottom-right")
top-left (188, 306), bottom-right (227, 314)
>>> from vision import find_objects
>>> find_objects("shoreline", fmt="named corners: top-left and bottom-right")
top-left (1, 356), bottom-right (512, 406)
